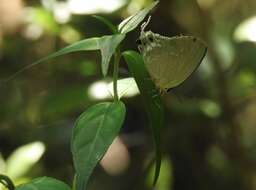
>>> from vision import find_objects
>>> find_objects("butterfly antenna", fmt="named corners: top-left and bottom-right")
top-left (141, 16), bottom-right (151, 34)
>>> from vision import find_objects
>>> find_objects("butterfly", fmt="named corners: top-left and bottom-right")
top-left (137, 17), bottom-right (207, 93)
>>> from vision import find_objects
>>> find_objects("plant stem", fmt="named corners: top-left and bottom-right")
top-left (113, 47), bottom-right (121, 102)
top-left (0, 175), bottom-right (15, 190)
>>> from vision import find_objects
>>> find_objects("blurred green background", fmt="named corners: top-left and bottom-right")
top-left (1, 0), bottom-right (256, 189)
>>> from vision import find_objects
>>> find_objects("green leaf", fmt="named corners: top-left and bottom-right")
top-left (123, 50), bottom-right (164, 185)
top-left (4, 37), bottom-right (100, 82)
top-left (6, 142), bottom-right (45, 180)
top-left (92, 15), bottom-right (118, 34)
top-left (99, 34), bottom-right (125, 76)
top-left (16, 177), bottom-right (71, 190)
top-left (4, 34), bottom-right (125, 82)
top-left (118, 1), bottom-right (159, 34)
top-left (71, 101), bottom-right (126, 190)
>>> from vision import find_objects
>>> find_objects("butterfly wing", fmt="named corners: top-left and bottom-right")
top-left (142, 35), bottom-right (207, 90)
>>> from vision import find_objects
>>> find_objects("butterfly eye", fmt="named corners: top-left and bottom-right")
top-left (136, 39), bottom-right (142, 45)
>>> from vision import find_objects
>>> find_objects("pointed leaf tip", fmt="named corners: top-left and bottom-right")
top-left (123, 50), bottom-right (164, 185)
top-left (99, 34), bottom-right (125, 76)
top-left (118, 1), bottom-right (159, 34)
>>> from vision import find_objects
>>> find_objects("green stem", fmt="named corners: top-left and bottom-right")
top-left (113, 48), bottom-right (121, 102)
top-left (0, 175), bottom-right (15, 190)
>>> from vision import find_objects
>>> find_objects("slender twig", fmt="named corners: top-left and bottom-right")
top-left (113, 47), bottom-right (121, 102)
top-left (0, 174), bottom-right (15, 190)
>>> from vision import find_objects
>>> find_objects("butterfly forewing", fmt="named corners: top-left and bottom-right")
top-left (142, 34), bottom-right (207, 90)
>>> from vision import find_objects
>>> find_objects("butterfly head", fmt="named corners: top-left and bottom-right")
top-left (136, 16), bottom-right (156, 53)
top-left (136, 30), bottom-right (156, 52)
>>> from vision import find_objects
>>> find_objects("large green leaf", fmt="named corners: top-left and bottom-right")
top-left (123, 50), bottom-right (164, 185)
top-left (118, 1), bottom-right (159, 34)
top-left (71, 101), bottom-right (126, 190)
top-left (16, 177), bottom-right (71, 190)
top-left (3, 34), bottom-right (125, 82)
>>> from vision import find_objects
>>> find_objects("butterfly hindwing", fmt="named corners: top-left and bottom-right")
top-left (139, 32), bottom-right (207, 91)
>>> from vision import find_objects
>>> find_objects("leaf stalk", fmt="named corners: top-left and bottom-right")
top-left (113, 47), bottom-right (121, 102)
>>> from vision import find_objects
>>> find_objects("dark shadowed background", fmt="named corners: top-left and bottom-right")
top-left (1, 0), bottom-right (256, 190)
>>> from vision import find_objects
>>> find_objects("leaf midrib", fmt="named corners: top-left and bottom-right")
top-left (85, 103), bottom-right (112, 165)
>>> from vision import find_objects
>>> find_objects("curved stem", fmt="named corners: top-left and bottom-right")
top-left (113, 47), bottom-right (121, 102)
top-left (0, 174), bottom-right (15, 190)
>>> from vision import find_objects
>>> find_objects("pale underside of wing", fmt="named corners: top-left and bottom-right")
top-left (143, 36), bottom-right (207, 90)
